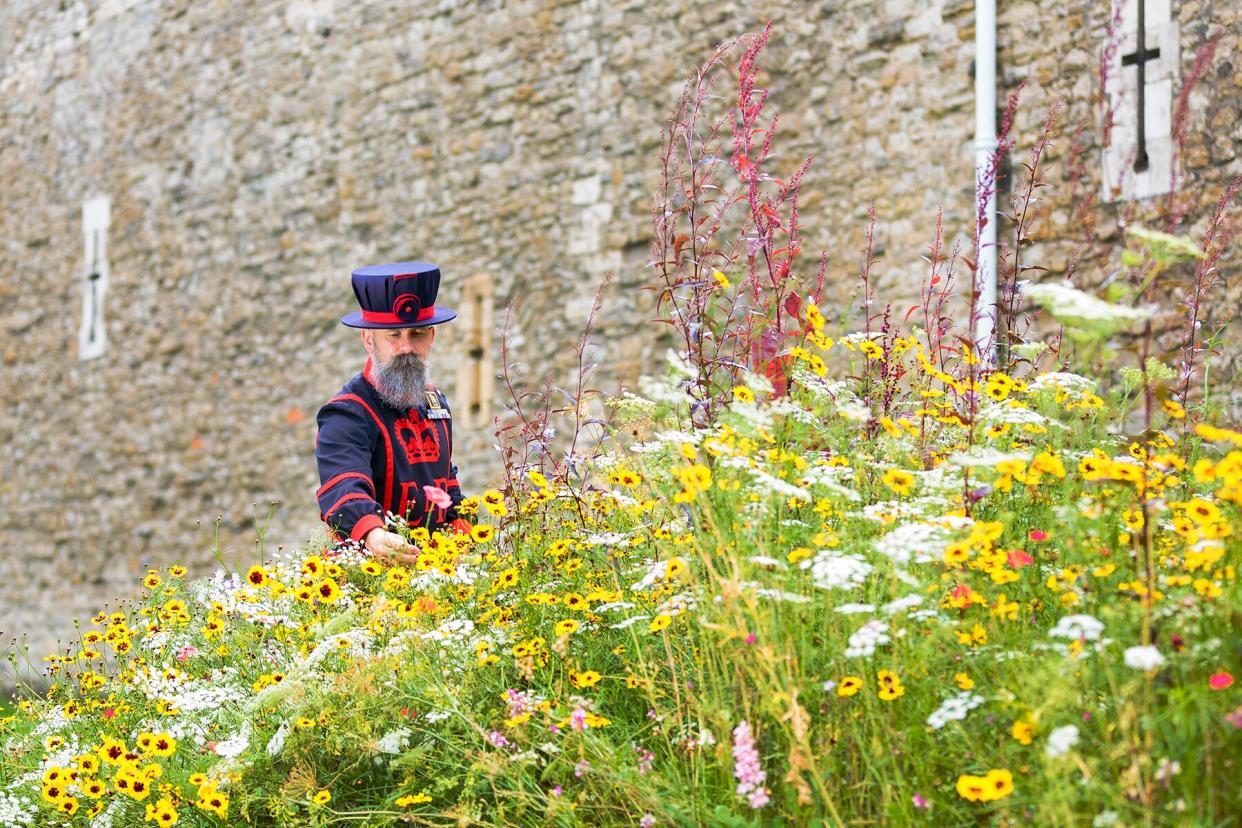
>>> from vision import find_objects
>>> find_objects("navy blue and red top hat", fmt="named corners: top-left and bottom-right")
top-left (340, 261), bottom-right (458, 329)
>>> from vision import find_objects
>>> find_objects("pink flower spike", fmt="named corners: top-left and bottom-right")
top-left (1209, 672), bottom-right (1234, 690)
top-left (423, 485), bottom-right (452, 509)
top-left (1029, 530), bottom-right (1048, 542)
top-left (912, 793), bottom-right (931, 810)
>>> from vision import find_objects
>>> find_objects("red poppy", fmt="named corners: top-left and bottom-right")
top-left (1007, 549), bottom-right (1034, 568)
top-left (1209, 672), bottom-right (1234, 690)
top-left (1029, 530), bottom-right (1048, 542)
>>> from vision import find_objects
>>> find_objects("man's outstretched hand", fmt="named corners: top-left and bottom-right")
top-left (363, 528), bottom-right (420, 567)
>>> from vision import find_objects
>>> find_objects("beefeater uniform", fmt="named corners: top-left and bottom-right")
top-left (315, 261), bottom-right (468, 543)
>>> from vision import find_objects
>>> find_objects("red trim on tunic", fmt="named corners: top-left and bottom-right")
top-left (328, 393), bottom-right (394, 515)
top-left (350, 514), bottom-right (384, 543)
top-left (324, 492), bottom-right (372, 520)
top-left (316, 471), bottom-right (375, 498)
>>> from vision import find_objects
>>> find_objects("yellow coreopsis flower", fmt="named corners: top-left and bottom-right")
top-left (882, 468), bottom-right (915, 496)
top-left (836, 676), bottom-right (863, 697)
top-left (570, 670), bottom-right (603, 689)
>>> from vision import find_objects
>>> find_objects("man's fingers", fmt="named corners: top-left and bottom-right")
top-left (373, 540), bottom-right (419, 567)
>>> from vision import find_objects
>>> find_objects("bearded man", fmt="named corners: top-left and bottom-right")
top-left (315, 261), bottom-right (469, 564)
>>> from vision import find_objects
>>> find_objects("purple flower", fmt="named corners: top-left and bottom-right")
top-left (912, 793), bottom-right (930, 810)
top-left (639, 815), bottom-right (655, 828)
top-left (570, 706), bottom-right (587, 732)
top-left (486, 730), bottom-right (510, 748)
top-left (551, 786), bottom-right (563, 797)
top-left (575, 759), bottom-right (591, 778)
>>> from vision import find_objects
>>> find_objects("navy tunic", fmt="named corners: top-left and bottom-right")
top-left (315, 358), bottom-right (463, 542)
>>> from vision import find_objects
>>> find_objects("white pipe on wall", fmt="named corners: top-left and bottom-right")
top-left (974, 0), bottom-right (998, 360)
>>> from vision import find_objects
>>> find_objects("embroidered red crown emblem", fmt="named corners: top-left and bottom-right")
top-left (393, 413), bottom-right (441, 464)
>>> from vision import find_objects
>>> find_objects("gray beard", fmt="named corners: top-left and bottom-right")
top-left (373, 352), bottom-right (431, 410)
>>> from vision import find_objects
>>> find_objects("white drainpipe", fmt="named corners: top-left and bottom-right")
top-left (974, 0), bottom-right (998, 361)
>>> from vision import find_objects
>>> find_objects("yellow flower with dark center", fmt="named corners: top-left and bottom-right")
top-left (150, 733), bottom-right (175, 758)
top-left (859, 340), bottom-right (884, 360)
top-left (882, 468), bottom-right (915, 496)
top-left (956, 774), bottom-right (987, 802)
top-left (312, 790), bottom-right (331, 806)
top-left (877, 682), bottom-right (905, 701)
top-left (954, 672), bottom-right (974, 690)
top-left (570, 670), bottom-right (603, 689)
top-left (554, 619), bottom-right (580, 636)
top-left (483, 490), bottom-right (508, 516)
top-left (245, 566), bottom-right (267, 588)
top-left (98, 738), bottom-right (127, 765)
top-left (142, 571), bottom-right (162, 589)
top-left (168, 565), bottom-right (186, 578)
top-left (471, 524), bottom-right (495, 543)
top-left (983, 768), bottom-right (1014, 800)
top-left (488, 568), bottom-right (518, 592)
top-left (1011, 718), bottom-right (1034, 745)
top-left (649, 614), bottom-right (672, 633)
top-left (1184, 498), bottom-right (1220, 524)
top-left (943, 543), bottom-right (970, 566)
top-left (144, 796), bottom-right (178, 825)
top-left (315, 579), bottom-right (341, 603)
top-left (673, 464), bottom-right (712, 494)
top-left (836, 676), bottom-right (863, 697)
top-left (733, 386), bottom-right (755, 403)
top-left (804, 303), bottom-right (825, 332)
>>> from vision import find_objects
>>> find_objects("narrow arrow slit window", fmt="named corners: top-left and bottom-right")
top-left (79, 196), bottom-right (111, 360)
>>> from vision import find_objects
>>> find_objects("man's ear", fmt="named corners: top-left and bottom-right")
top-left (361, 330), bottom-right (373, 354)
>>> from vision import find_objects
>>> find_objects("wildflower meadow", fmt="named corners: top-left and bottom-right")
top-left (2, 25), bottom-right (1239, 828)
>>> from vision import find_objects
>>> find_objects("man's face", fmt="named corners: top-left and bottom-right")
top-left (363, 326), bottom-right (436, 409)
top-left (364, 326), bottom-right (436, 364)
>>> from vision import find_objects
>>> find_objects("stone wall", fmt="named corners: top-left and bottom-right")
top-left (1, 0), bottom-right (1238, 689)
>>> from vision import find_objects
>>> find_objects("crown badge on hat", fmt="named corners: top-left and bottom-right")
top-left (340, 261), bottom-right (458, 329)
